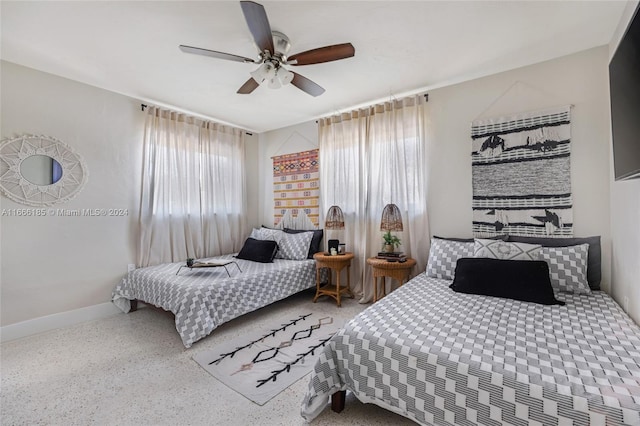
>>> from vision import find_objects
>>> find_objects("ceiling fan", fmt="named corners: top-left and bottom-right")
top-left (179, 1), bottom-right (355, 97)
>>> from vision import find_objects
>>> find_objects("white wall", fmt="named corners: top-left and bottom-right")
top-left (610, 181), bottom-right (640, 323)
top-left (425, 47), bottom-right (613, 292)
top-left (608, 0), bottom-right (640, 324)
top-left (244, 131), bottom-right (260, 229)
top-left (257, 121), bottom-right (318, 228)
top-left (1, 61), bottom-right (143, 326)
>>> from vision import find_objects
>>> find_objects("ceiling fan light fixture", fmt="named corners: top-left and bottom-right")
top-left (267, 72), bottom-right (282, 89)
top-left (255, 64), bottom-right (292, 89)
top-left (250, 62), bottom-right (273, 83)
top-left (278, 68), bottom-right (294, 86)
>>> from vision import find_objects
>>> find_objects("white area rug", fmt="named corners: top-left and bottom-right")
top-left (193, 312), bottom-right (341, 405)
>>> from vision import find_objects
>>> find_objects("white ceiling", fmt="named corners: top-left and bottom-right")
top-left (1, 1), bottom-right (629, 133)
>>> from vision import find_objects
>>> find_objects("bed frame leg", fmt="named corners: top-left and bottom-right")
top-left (130, 299), bottom-right (138, 312)
top-left (331, 390), bottom-right (346, 413)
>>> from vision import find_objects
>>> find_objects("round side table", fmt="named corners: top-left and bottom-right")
top-left (366, 257), bottom-right (417, 302)
top-left (313, 252), bottom-right (355, 307)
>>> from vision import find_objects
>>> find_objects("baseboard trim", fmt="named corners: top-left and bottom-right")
top-left (1, 302), bottom-right (124, 343)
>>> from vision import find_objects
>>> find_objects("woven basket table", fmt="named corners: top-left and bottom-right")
top-left (366, 256), bottom-right (416, 302)
top-left (312, 252), bottom-right (355, 307)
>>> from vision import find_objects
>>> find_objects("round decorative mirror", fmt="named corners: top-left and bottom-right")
top-left (0, 135), bottom-right (88, 206)
top-left (20, 155), bottom-right (63, 185)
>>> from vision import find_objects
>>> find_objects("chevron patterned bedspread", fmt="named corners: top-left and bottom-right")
top-left (112, 255), bottom-right (316, 348)
top-left (301, 274), bottom-right (640, 425)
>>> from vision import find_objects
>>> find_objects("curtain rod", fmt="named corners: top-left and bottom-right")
top-left (142, 93), bottom-right (428, 114)
top-left (142, 93), bottom-right (428, 113)
top-left (142, 92), bottom-right (429, 127)
top-left (139, 103), bottom-right (253, 135)
top-left (315, 93), bottom-right (429, 123)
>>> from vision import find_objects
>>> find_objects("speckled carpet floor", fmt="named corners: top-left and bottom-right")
top-left (1, 289), bottom-right (416, 425)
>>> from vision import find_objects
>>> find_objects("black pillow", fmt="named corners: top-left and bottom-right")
top-left (235, 238), bottom-right (278, 263)
top-left (284, 228), bottom-right (323, 259)
top-left (450, 258), bottom-right (565, 306)
top-left (507, 235), bottom-right (601, 290)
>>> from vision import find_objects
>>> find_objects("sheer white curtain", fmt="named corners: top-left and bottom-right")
top-left (319, 95), bottom-right (430, 302)
top-left (138, 107), bottom-right (247, 267)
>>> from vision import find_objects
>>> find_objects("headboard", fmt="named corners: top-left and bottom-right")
top-left (276, 209), bottom-right (317, 230)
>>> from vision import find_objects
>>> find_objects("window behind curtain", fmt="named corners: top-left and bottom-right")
top-left (138, 107), bottom-right (247, 267)
top-left (319, 95), bottom-right (430, 303)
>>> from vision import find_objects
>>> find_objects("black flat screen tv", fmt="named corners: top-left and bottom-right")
top-left (609, 3), bottom-right (640, 181)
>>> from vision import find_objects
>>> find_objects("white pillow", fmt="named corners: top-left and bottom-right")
top-left (275, 231), bottom-right (314, 260)
top-left (540, 244), bottom-right (591, 294)
top-left (250, 228), bottom-right (313, 261)
top-left (474, 238), bottom-right (541, 261)
top-left (426, 238), bottom-right (474, 280)
top-left (255, 227), bottom-right (284, 242)
top-left (249, 228), bottom-right (262, 239)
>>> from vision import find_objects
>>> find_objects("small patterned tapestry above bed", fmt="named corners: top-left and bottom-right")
top-left (471, 106), bottom-right (573, 238)
top-left (272, 149), bottom-right (320, 228)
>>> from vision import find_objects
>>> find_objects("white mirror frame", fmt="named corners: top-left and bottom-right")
top-left (0, 134), bottom-right (88, 207)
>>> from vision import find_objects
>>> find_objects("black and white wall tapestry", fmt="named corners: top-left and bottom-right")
top-left (471, 106), bottom-right (572, 238)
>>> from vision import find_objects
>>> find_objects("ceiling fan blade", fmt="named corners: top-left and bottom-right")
top-left (291, 72), bottom-right (325, 97)
top-left (179, 45), bottom-right (257, 63)
top-left (287, 43), bottom-right (355, 66)
top-left (237, 77), bottom-right (260, 94)
top-left (240, 1), bottom-right (274, 54)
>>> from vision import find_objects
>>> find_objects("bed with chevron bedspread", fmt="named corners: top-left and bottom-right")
top-left (301, 274), bottom-right (640, 425)
top-left (112, 255), bottom-right (316, 348)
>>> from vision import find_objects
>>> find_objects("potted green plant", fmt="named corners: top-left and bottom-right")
top-left (382, 231), bottom-right (401, 253)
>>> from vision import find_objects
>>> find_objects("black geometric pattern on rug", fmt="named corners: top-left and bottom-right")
top-left (210, 314), bottom-right (312, 365)
top-left (223, 315), bottom-right (334, 388)
top-left (255, 333), bottom-right (333, 388)
top-left (194, 311), bottom-right (340, 406)
top-left (471, 106), bottom-right (573, 237)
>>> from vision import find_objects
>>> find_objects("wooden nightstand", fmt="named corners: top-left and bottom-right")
top-left (366, 257), bottom-right (417, 302)
top-left (313, 252), bottom-right (355, 307)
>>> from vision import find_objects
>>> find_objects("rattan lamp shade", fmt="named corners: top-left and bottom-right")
top-left (380, 203), bottom-right (403, 232)
top-left (324, 205), bottom-right (345, 230)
